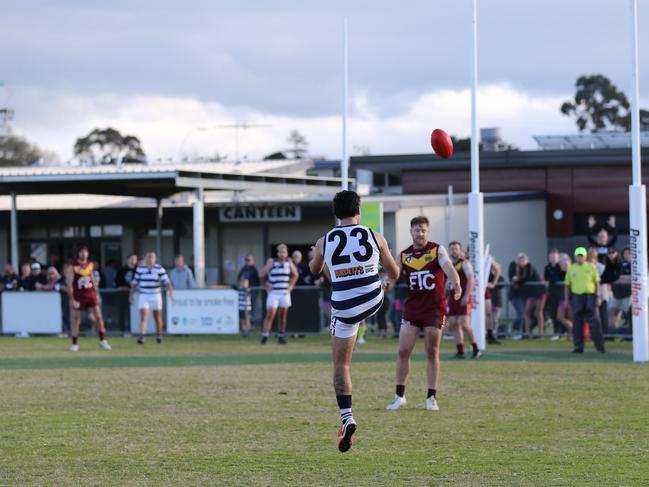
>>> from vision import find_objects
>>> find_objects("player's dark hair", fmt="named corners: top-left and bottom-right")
top-left (410, 216), bottom-right (429, 227)
top-left (77, 245), bottom-right (89, 255)
top-left (549, 248), bottom-right (560, 254)
top-left (333, 190), bottom-right (361, 219)
top-left (448, 240), bottom-right (462, 248)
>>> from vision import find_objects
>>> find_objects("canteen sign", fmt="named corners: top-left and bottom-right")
top-left (220, 206), bottom-right (301, 222)
top-left (167, 289), bottom-right (239, 334)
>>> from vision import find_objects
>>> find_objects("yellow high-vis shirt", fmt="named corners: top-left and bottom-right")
top-left (565, 262), bottom-right (600, 295)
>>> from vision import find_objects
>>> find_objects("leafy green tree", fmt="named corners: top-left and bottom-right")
top-left (74, 127), bottom-right (146, 165)
top-left (0, 134), bottom-right (44, 166)
top-left (561, 75), bottom-right (635, 132)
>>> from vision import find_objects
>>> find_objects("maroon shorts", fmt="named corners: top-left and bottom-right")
top-left (73, 293), bottom-right (98, 311)
top-left (447, 298), bottom-right (471, 317)
top-left (401, 311), bottom-right (446, 330)
top-left (485, 287), bottom-right (492, 300)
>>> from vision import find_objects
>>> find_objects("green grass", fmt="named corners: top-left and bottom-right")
top-left (0, 335), bottom-right (647, 486)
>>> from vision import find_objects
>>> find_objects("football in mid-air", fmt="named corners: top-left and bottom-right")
top-left (430, 128), bottom-right (453, 159)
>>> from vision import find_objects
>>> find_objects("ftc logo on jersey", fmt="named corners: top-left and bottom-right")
top-left (409, 270), bottom-right (435, 290)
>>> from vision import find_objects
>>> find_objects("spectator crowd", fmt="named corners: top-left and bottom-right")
top-left (0, 252), bottom-right (197, 294)
top-left (0, 214), bottom-right (636, 342)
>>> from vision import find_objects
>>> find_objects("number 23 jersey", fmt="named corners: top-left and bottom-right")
top-left (400, 242), bottom-right (449, 322)
top-left (324, 224), bottom-right (383, 324)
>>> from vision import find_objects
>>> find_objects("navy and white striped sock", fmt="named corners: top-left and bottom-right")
top-left (336, 395), bottom-right (354, 425)
top-left (340, 408), bottom-right (353, 425)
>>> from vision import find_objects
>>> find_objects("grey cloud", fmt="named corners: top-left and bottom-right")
top-left (1, 0), bottom-right (648, 120)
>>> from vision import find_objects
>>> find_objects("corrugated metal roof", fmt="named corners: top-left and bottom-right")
top-left (0, 158), bottom-right (343, 198)
top-left (0, 159), bottom-right (312, 177)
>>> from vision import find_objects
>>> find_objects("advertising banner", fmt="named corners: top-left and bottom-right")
top-left (167, 289), bottom-right (239, 334)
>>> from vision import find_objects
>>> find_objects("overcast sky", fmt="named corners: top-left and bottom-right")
top-left (2, 0), bottom-right (648, 162)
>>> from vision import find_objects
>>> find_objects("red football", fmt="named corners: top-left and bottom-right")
top-left (431, 129), bottom-right (453, 159)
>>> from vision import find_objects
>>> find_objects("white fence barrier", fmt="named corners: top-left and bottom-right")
top-left (167, 289), bottom-right (239, 335)
top-left (1, 292), bottom-right (63, 334)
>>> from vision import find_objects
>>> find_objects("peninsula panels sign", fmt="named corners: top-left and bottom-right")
top-left (219, 206), bottom-right (301, 222)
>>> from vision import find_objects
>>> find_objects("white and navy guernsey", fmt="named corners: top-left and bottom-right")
top-left (132, 264), bottom-right (170, 294)
top-left (238, 288), bottom-right (252, 311)
top-left (324, 223), bottom-right (383, 324)
top-left (267, 260), bottom-right (291, 294)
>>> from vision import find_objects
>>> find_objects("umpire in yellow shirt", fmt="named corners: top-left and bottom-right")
top-left (564, 247), bottom-right (606, 354)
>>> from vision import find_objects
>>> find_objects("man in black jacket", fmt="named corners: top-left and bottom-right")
top-left (545, 249), bottom-right (566, 337)
top-left (508, 253), bottom-right (542, 339)
top-left (587, 215), bottom-right (617, 263)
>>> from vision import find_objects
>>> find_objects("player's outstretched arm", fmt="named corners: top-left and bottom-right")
top-left (259, 258), bottom-right (273, 278)
top-left (90, 268), bottom-right (102, 304)
top-left (309, 237), bottom-right (325, 275)
top-left (288, 261), bottom-right (299, 291)
top-left (375, 233), bottom-right (399, 281)
top-left (462, 260), bottom-right (475, 305)
top-left (439, 245), bottom-right (462, 301)
top-left (65, 265), bottom-right (78, 307)
top-left (129, 270), bottom-right (139, 305)
top-left (167, 280), bottom-right (175, 301)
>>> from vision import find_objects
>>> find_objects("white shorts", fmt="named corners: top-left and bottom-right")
top-left (138, 293), bottom-right (163, 311)
top-left (266, 291), bottom-right (291, 309)
top-left (330, 316), bottom-right (359, 339)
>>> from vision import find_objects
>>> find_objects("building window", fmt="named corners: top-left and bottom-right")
top-left (103, 225), bottom-right (123, 236)
top-left (388, 174), bottom-right (401, 186)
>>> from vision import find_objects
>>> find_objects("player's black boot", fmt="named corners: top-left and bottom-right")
top-left (337, 419), bottom-right (356, 453)
top-left (260, 335), bottom-right (268, 345)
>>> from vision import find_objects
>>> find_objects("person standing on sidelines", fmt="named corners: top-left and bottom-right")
top-left (309, 190), bottom-right (400, 453)
top-left (485, 258), bottom-right (502, 344)
top-left (447, 241), bottom-right (481, 359)
top-left (386, 216), bottom-right (461, 412)
top-left (130, 252), bottom-right (174, 345)
top-left (564, 247), bottom-right (605, 354)
top-left (168, 254), bottom-right (196, 289)
top-left (260, 244), bottom-right (298, 345)
top-left (238, 277), bottom-right (252, 337)
top-left (66, 245), bottom-right (111, 352)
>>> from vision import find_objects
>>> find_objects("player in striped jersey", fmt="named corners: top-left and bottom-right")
top-left (238, 277), bottom-right (252, 337)
top-left (259, 244), bottom-right (298, 345)
top-left (129, 252), bottom-right (175, 344)
top-left (309, 190), bottom-right (400, 453)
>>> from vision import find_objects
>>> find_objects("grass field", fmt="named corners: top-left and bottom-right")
top-left (0, 335), bottom-right (648, 486)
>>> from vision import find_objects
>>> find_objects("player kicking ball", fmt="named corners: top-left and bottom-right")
top-left (310, 190), bottom-right (400, 452)
top-left (386, 217), bottom-right (461, 411)
top-left (66, 245), bottom-right (111, 352)
top-left (447, 241), bottom-right (481, 359)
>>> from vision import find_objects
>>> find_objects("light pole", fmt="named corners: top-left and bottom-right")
top-left (212, 122), bottom-right (272, 162)
top-left (178, 127), bottom-right (209, 161)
